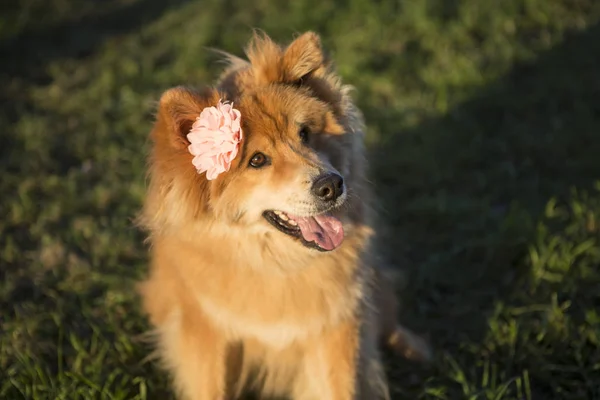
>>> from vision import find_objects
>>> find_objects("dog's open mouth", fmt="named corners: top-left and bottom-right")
top-left (263, 210), bottom-right (344, 251)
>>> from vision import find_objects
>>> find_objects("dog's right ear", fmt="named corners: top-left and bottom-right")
top-left (155, 86), bottom-right (222, 150)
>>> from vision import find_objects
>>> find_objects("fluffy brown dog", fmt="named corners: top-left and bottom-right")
top-left (138, 31), bottom-right (430, 400)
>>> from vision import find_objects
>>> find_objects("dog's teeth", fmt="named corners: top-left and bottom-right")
top-left (288, 220), bottom-right (297, 226)
top-left (273, 210), bottom-right (282, 216)
top-left (279, 213), bottom-right (289, 221)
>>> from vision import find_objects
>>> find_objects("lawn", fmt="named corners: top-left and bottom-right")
top-left (1, 0), bottom-right (600, 399)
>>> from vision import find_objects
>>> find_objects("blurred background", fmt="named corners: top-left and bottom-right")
top-left (2, 0), bottom-right (600, 399)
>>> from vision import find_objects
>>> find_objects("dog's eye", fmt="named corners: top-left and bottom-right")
top-left (299, 126), bottom-right (310, 144)
top-left (249, 152), bottom-right (269, 168)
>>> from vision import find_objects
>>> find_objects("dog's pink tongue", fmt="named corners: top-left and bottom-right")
top-left (293, 214), bottom-right (344, 251)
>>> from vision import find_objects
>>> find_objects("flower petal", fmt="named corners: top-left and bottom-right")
top-left (187, 100), bottom-right (243, 180)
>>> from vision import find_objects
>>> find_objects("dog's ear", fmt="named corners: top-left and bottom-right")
top-left (146, 86), bottom-right (221, 225)
top-left (282, 32), bottom-right (327, 82)
top-left (244, 31), bottom-right (329, 86)
top-left (155, 86), bottom-right (222, 149)
top-left (282, 32), bottom-right (344, 115)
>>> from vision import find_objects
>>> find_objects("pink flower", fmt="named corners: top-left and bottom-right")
top-left (187, 100), bottom-right (243, 180)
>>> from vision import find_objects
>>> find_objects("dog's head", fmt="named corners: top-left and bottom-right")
top-left (144, 32), bottom-right (364, 252)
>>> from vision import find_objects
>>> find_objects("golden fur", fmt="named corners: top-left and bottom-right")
top-left (138, 31), bottom-right (430, 400)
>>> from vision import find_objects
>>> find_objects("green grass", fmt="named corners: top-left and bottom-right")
top-left (2, 0), bottom-right (600, 398)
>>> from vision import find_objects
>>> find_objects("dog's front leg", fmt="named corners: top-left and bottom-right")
top-left (294, 319), bottom-right (361, 400)
top-left (159, 309), bottom-right (228, 400)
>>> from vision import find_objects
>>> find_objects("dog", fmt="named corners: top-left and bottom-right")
top-left (138, 31), bottom-right (430, 400)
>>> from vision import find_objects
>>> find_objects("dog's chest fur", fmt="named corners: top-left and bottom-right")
top-left (151, 224), bottom-right (372, 349)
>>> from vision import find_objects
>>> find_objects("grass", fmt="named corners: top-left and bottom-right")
top-left (1, 0), bottom-right (600, 398)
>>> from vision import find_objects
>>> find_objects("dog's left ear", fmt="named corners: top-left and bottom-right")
top-left (282, 32), bottom-right (327, 82)
top-left (155, 86), bottom-right (222, 150)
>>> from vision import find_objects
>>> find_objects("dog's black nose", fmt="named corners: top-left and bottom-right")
top-left (312, 173), bottom-right (344, 202)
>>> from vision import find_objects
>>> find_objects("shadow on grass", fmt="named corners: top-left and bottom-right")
top-left (0, 0), bottom-right (194, 168)
top-left (366, 21), bottom-right (600, 397)
top-left (0, 0), bottom-right (192, 83)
